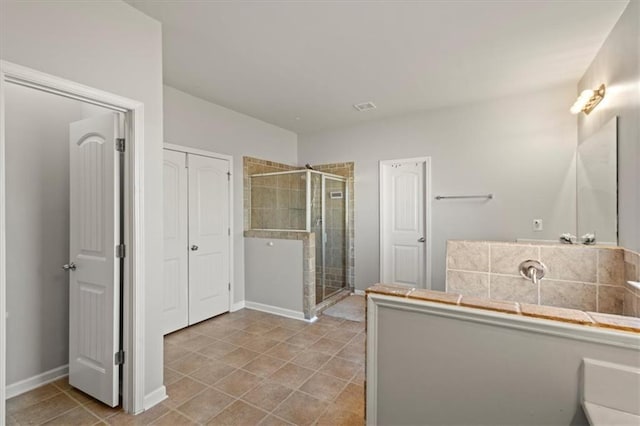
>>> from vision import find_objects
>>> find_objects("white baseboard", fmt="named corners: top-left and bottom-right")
top-left (231, 300), bottom-right (246, 312)
top-left (6, 365), bottom-right (68, 399)
top-left (143, 385), bottom-right (167, 410)
top-left (353, 289), bottom-right (365, 296)
top-left (244, 301), bottom-right (306, 321)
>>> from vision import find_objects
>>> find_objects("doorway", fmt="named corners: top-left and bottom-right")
top-left (379, 157), bottom-right (432, 289)
top-left (0, 61), bottom-right (146, 416)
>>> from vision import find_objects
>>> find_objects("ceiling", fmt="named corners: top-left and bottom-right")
top-left (127, 0), bottom-right (628, 134)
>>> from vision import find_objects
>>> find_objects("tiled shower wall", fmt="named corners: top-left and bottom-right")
top-left (243, 156), bottom-right (299, 230)
top-left (446, 240), bottom-right (640, 317)
top-left (243, 157), bottom-right (355, 292)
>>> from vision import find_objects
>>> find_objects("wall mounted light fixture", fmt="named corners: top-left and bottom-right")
top-left (570, 84), bottom-right (606, 115)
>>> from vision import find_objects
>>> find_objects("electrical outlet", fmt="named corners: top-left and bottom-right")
top-left (533, 219), bottom-right (543, 232)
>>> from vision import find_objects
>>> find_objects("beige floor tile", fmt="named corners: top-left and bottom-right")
top-left (325, 328), bottom-right (358, 343)
top-left (258, 415), bottom-right (294, 426)
top-left (273, 391), bottom-right (329, 426)
top-left (351, 367), bottom-right (365, 386)
top-left (150, 410), bottom-right (198, 425)
top-left (242, 381), bottom-right (293, 412)
top-left (339, 321), bottom-right (365, 333)
top-left (42, 406), bottom-right (101, 426)
top-left (333, 383), bottom-right (365, 416)
top-left (240, 335), bottom-right (280, 353)
top-left (285, 333), bottom-right (321, 349)
top-left (218, 347), bottom-right (261, 368)
top-left (168, 352), bottom-right (210, 375)
top-left (179, 334), bottom-right (218, 352)
top-left (269, 363), bottom-right (315, 388)
top-left (320, 356), bottom-right (360, 381)
top-left (290, 350), bottom-right (332, 370)
top-left (308, 337), bottom-right (346, 355)
top-left (263, 327), bottom-right (299, 342)
top-left (222, 330), bottom-right (255, 347)
top-left (207, 400), bottom-right (268, 425)
top-left (84, 400), bottom-right (124, 420)
top-left (164, 377), bottom-right (207, 408)
top-left (242, 355), bottom-right (287, 377)
top-left (335, 342), bottom-right (364, 365)
top-left (176, 388), bottom-right (235, 423)
top-left (13, 393), bottom-right (80, 425)
top-left (273, 318), bottom-right (309, 332)
top-left (214, 369), bottom-right (264, 397)
top-left (189, 361), bottom-right (237, 386)
top-left (315, 316), bottom-right (345, 328)
top-left (240, 321), bottom-right (279, 335)
top-left (266, 343), bottom-right (305, 361)
top-left (165, 328), bottom-right (201, 345)
top-left (164, 343), bottom-right (193, 364)
top-left (316, 405), bottom-right (364, 426)
top-left (105, 402), bottom-right (169, 425)
top-left (50, 377), bottom-right (73, 392)
top-left (163, 367), bottom-right (184, 387)
top-left (197, 340), bottom-right (238, 359)
top-left (6, 384), bottom-right (61, 414)
top-left (65, 387), bottom-right (96, 405)
top-left (299, 372), bottom-right (348, 401)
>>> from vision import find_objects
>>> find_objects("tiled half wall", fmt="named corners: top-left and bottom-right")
top-left (445, 241), bottom-right (640, 317)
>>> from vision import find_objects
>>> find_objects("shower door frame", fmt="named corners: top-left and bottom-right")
top-left (320, 174), bottom-right (349, 302)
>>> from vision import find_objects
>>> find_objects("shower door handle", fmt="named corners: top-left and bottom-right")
top-left (418, 237), bottom-right (426, 243)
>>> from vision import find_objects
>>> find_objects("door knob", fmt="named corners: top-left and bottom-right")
top-left (62, 262), bottom-right (76, 271)
top-left (191, 245), bottom-right (199, 251)
top-left (418, 237), bottom-right (426, 243)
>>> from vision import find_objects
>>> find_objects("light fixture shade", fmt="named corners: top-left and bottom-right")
top-left (570, 84), bottom-right (605, 115)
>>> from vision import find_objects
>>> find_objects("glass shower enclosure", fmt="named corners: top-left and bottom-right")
top-left (250, 169), bottom-right (348, 304)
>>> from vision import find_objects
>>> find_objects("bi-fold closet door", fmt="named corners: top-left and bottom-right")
top-left (163, 149), bottom-right (231, 335)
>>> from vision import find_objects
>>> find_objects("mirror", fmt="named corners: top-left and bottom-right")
top-left (577, 116), bottom-right (618, 245)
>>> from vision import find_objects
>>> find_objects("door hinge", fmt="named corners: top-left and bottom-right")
top-left (116, 244), bottom-right (126, 258)
top-left (228, 283), bottom-right (231, 291)
top-left (227, 171), bottom-right (231, 181)
top-left (228, 228), bottom-right (231, 236)
top-left (114, 350), bottom-right (125, 365)
top-left (115, 138), bottom-right (125, 152)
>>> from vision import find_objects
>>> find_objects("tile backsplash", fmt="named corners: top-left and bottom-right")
top-left (446, 240), bottom-right (640, 317)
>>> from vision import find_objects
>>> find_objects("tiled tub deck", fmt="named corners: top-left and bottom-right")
top-left (366, 283), bottom-right (640, 333)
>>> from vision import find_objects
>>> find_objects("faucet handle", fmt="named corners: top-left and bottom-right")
top-left (519, 260), bottom-right (547, 284)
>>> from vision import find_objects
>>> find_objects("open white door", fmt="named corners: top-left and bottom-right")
top-left (162, 150), bottom-right (189, 334)
top-left (380, 158), bottom-right (430, 288)
top-left (68, 113), bottom-right (120, 407)
top-left (188, 154), bottom-right (230, 324)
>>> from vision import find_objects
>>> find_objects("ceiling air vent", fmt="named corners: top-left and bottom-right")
top-left (353, 101), bottom-right (377, 112)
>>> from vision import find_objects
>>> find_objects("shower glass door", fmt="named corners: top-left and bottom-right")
top-left (321, 176), bottom-right (347, 301)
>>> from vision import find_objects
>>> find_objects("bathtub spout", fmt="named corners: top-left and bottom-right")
top-left (519, 260), bottom-right (547, 284)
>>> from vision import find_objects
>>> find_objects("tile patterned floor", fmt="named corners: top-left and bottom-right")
top-left (6, 309), bottom-right (365, 425)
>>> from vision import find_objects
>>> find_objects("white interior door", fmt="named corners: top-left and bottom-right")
top-left (188, 154), bottom-right (230, 324)
top-left (68, 113), bottom-right (120, 407)
top-left (163, 150), bottom-right (189, 334)
top-left (380, 159), bottom-right (429, 288)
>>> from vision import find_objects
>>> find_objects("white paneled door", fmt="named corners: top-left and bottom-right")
top-left (188, 154), bottom-right (231, 324)
top-left (163, 150), bottom-right (189, 334)
top-left (68, 113), bottom-right (120, 407)
top-left (380, 158), bottom-right (430, 288)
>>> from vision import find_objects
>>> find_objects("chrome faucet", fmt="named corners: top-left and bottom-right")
top-left (519, 260), bottom-right (547, 284)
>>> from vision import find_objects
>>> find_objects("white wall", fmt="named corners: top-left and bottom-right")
top-left (245, 238), bottom-right (304, 315)
top-left (4, 84), bottom-right (83, 386)
top-left (577, 0), bottom-right (640, 253)
top-left (163, 85), bottom-right (298, 304)
top-left (1, 0), bottom-right (165, 407)
top-left (299, 85), bottom-right (577, 291)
